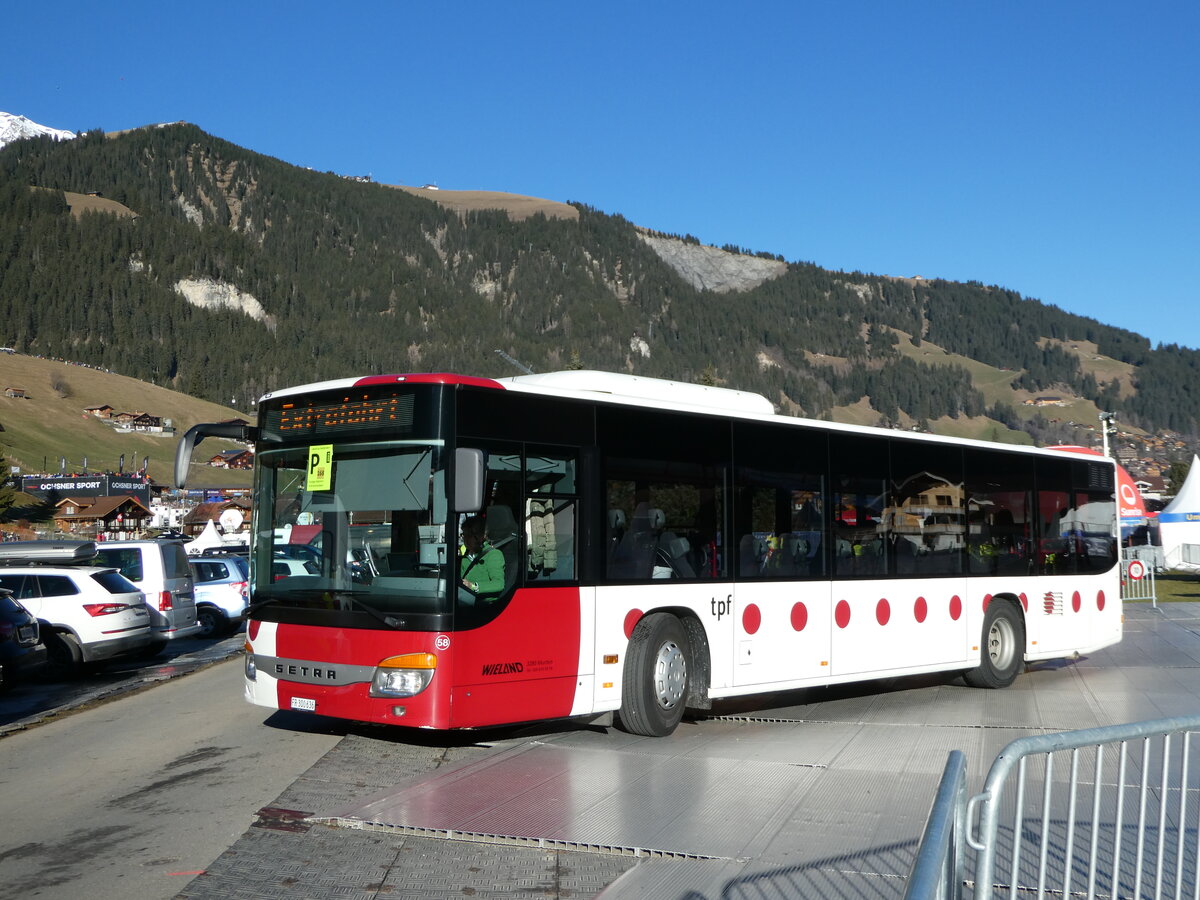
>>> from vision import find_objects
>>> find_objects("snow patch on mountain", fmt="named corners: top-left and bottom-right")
top-left (0, 112), bottom-right (76, 151)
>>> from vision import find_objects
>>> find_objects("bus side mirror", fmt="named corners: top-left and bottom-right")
top-left (174, 422), bottom-right (257, 489)
top-left (455, 448), bottom-right (485, 512)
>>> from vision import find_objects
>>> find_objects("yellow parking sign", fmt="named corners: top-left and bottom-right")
top-left (306, 444), bottom-right (333, 490)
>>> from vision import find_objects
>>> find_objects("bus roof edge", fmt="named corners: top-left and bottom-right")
top-left (498, 370), bottom-right (776, 416)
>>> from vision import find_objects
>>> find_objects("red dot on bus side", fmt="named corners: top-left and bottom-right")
top-left (1072, 591), bottom-right (1082, 613)
top-left (835, 600), bottom-right (851, 629)
top-left (791, 602), bottom-right (808, 631)
top-left (982, 594), bottom-right (992, 613)
top-left (247, 619), bottom-right (260, 641)
top-left (950, 596), bottom-right (962, 620)
top-left (743, 604), bottom-right (761, 635)
top-left (914, 596), bottom-right (927, 623)
top-left (623, 609), bottom-right (642, 640)
top-left (1020, 593), bottom-right (1028, 612)
top-left (1097, 591), bottom-right (1106, 611)
top-left (876, 599), bottom-right (890, 626)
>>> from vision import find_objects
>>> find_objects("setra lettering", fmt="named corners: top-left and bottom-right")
top-left (275, 663), bottom-right (338, 681)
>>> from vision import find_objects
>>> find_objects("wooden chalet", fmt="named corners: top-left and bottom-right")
top-left (208, 449), bottom-right (254, 469)
top-left (53, 495), bottom-right (152, 538)
top-left (182, 498), bottom-right (251, 537)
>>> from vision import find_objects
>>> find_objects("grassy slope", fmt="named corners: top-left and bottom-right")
top-left (0, 353), bottom-right (249, 489)
top-left (1134, 573), bottom-right (1200, 603)
top-left (388, 185), bottom-right (579, 220)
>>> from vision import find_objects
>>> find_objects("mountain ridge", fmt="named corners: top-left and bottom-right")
top-left (0, 112), bottom-right (75, 150)
top-left (0, 117), bottom-right (1196, 473)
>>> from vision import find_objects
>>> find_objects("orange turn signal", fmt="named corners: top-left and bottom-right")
top-left (378, 653), bottom-right (437, 669)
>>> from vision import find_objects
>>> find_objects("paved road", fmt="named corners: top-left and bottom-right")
top-left (179, 602), bottom-right (1200, 900)
top-left (6, 603), bottom-right (1199, 899)
top-left (0, 657), bottom-right (343, 900)
top-left (0, 633), bottom-right (246, 735)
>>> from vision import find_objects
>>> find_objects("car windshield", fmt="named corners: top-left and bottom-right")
top-left (252, 440), bottom-right (450, 626)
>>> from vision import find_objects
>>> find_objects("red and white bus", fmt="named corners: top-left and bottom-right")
top-left (175, 370), bottom-right (1122, 736)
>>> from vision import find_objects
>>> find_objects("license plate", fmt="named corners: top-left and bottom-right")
top-left (17, 625), bottom-right (36, 643)
top-left (290, 697), bottom-right (317, 712)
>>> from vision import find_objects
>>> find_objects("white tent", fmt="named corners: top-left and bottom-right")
top-left (184, 519), bottom-right (224, 556)
top-left (1159, 454), bottom-right (1200, 571)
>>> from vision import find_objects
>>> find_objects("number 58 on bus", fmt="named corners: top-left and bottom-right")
top-left (175, 370), bottom-right (1121, 736)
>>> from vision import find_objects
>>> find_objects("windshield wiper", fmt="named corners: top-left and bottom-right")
top-left (253, 587), bottom-right (407, 629)
top-left (244, 597), bottom-right (280, 617)
top-left (329, 590), bottom-right (407, 629)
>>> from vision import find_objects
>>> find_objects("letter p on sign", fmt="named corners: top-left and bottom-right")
top-left (306, 444), bottom-right (333, 490)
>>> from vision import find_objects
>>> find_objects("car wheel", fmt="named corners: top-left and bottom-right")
top-left (196, 606), bottom-right (226, 638)
top-left (44, 630), bottom-right (84, 676)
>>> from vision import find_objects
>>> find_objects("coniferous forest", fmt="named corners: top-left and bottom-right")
top-left (1, 123), bottom-right (1198, 441)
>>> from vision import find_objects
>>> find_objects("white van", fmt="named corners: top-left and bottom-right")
top-left (94, 540), bottom-right (201, 649)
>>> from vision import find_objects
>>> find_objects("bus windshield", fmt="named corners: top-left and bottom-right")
top-left (251, 439), bottom-right (450, 624)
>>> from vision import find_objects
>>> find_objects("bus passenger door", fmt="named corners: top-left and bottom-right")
top-left (448, 446), bottom-right (592, 728)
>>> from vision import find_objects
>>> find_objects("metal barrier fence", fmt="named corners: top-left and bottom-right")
top-left (1121, 557), bottom-right (1158, 605)
top-left (905, 752), bottom-right (968, 900)
top-left (1126, 545), bottom-right (1166, 572)
top-left (906, 715), bottom-right (1200, 899)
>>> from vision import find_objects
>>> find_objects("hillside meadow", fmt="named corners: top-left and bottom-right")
top-left (0, 353), bottom-right (249, 489)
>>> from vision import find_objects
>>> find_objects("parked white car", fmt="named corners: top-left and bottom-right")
top-left (271, 556), bottom-right (319, 581)
top-left (94, 540), bottom-right (202, 650)
top-left (189, 555), bottom-right (249, 637)
top-left (0, 541), bottom-right (154, 673)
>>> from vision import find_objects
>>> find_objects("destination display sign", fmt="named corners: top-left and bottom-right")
top-left (264, 393), bottom-right (416, 438)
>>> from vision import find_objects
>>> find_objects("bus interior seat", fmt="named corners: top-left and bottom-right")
top-left (607, 509), bottom-right (626, 554)
top-left (778, 534), bottom-right (807, 575)
top-left (739, 534), bottom-right (764, 574)
top-left (609, 503), bottom-right (660, 579)
top-left (485, 505), bottom-right (520, 591)
top-left (485, 504), bottom-right (518, 544)
top-left (657, 534), bottom-right (695, 578)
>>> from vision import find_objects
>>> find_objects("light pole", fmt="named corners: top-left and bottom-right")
top-left (1098, 412), bottom-right (1116, 458)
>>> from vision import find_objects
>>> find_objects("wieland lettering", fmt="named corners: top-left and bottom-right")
top-left (481, 661), bottom-right (524, 676)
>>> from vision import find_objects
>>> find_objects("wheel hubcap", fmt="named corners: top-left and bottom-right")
top-left (653, 640), bottom-right (687, 709)
top-left (987, 618), bottom-right (1015, 669)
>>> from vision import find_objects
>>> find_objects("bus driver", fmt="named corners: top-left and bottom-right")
top-left (459, 515), bottom-right (505, 601)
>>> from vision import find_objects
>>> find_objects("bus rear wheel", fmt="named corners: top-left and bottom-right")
top-left (964, 599), bottom-right (1025, 688)
top-left (619, 613), bottom-right (690, 737)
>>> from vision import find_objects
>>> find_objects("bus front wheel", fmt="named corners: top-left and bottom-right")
top-left (964, 599), bottom-right (1025, 688)
top-left (619, 613), bottom-right (690, 737)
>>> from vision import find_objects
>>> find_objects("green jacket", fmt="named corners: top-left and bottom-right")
top-left (460, 543), bottom-right (506, 599)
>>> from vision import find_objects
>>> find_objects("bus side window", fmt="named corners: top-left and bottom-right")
top-left (526, 498), bottom-right (576, 581)
top-left (525, 450), bottom-right (578, 582)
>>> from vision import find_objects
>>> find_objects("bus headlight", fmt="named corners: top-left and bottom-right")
top-left (369, 652), bottom-right (437, 698)
top-left (244, 643), bottom-right (256, 681)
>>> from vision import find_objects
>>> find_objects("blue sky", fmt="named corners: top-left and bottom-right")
top-left (8, 1), bottom-right (1198, 349)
